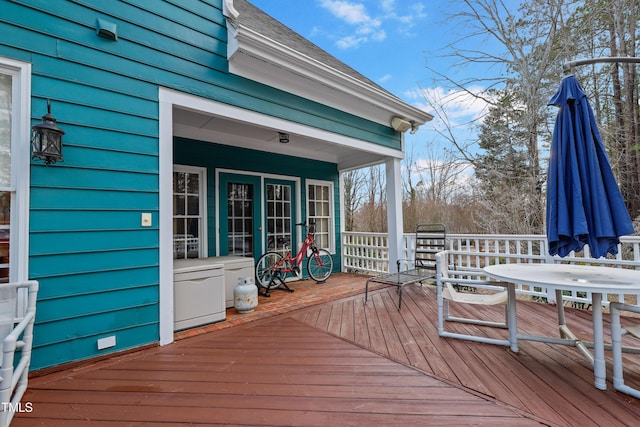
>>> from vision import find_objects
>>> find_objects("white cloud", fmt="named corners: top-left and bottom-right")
top-left (336, 35), bottom-right (368, 49)
top-left (318, 0), bottom-right (422, 49)
top-left (320, 0), bottom-right (369, 25)
top-left (409, 85), bottom-right (492, 125)
top-left (378, 73), bottom-right (392, 83)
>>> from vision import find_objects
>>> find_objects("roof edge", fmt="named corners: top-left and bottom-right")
top-left (226, 15), bottom-right (432, 128)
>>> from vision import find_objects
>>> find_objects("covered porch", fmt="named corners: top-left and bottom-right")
top-left (16, 273), bottom-right (640, 426)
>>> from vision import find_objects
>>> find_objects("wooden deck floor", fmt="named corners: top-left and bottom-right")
top-left (14, 274), bottom-right (640, 426)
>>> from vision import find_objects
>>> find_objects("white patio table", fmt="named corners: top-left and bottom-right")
top-left (484, 263), bottom-right (640, 390)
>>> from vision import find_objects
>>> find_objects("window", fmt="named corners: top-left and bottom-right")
top-left (0, 73), bottom-right (10, 282)
top-left (0, 59), bottom-right (29, 284)
top-left (173, 166), bottom-right (207, 259)
top-left (307, 180), bottom-right (334, 252)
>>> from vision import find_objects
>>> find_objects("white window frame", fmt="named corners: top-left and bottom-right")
top-left (172, 164), bottom-right (208, 259)
top-left (306, 179), bottom-right (335, 253)
top-left (0, 58), bottom-right (31, 282)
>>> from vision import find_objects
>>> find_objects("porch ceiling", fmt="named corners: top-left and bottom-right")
top-left (172, 107), bottom-right (395, 171)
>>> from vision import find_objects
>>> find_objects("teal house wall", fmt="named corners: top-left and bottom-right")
top-left (0, 0), bottom-right (416, 371)
top-left (173, 138), bottom-right (341, 267)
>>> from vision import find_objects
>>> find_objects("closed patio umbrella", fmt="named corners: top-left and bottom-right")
top-left (546, 74), bottom-right (634, 259)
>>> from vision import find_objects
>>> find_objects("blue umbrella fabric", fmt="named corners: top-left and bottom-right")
top-left (547, 74), bottom-right (634, 258)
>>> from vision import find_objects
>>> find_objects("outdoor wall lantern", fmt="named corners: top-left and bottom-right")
top-left (278, 132), bottom-right (290, 144)
top-left (31, 100), bottom-right (65, 165)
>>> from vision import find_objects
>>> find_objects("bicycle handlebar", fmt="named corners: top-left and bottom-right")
top-left (295, 220), bottom-right (316, 227)
top-left (295, 220), bottom-right (316, 235)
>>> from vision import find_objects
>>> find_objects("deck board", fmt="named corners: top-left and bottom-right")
top-left (14, 273), bottom-right (640, 426)
top-left (292, 281), bottom-right (640, 426)
top-left (17, 313), bottom-right (542, 426)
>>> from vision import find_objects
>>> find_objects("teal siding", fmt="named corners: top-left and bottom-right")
top-left (174, 138), bottom-right (339, 179)
top-left (0, 0), bottom-right (395, 371)
top-left (174, 138), bottom-right (341, 269)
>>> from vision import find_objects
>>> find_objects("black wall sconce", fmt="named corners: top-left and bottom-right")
top-left (31, 100), bottom-right (65, 165)
top-left (278, 132), bottom-right (289, 144)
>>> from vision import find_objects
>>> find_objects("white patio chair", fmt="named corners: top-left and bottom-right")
top-left (0, 280), bottom-right (38, 427)
top-left (609, 301), bottom-right (640, 399)
top-left (436, 251), bottom-right (512, 346)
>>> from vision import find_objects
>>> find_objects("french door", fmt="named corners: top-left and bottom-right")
top-left (218, 173), bottom-right (262, 258)
top-left (218, 173), bottom-right (296, 261)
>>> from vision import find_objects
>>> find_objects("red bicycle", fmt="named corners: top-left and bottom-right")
top-left (255, 221), bottom-right (333, 295)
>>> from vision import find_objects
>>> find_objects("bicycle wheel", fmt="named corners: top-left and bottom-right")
top-left (255, 252), bottom-right (285, 288)
top-left (307, 248), bottom-right (333, 282)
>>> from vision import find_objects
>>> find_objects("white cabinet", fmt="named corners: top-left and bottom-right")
top-left (203, 256), bottom-right (255, 308)
top-left (173, 259), bottom-right (225, 331)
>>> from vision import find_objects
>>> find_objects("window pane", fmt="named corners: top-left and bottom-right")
top-left (322, 186), bottom-right (329, 199)
top-left (0, 74), bottom-right (11, 188)
top-left (0, 227), bottom-right (8, 283)
top-left (173, 218), bottom-right (184, 235)
top-left (0, 191), bottom-right (9, 224)
top-left (188, 219), bottom-right (199, 237)
top-left (173, 172), bottom-right (185, 193)
top-left (187, 195), bottom-right (199, 215)
top-left (174, 195), bottom-right (185, 215)
top-left (186, 173), bottom-right (199, 193)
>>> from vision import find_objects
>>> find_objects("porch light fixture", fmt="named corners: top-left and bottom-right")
top-left (31, 100), bottom-right (65, 165)
top-left (278, 132), bottom-right (289, 143)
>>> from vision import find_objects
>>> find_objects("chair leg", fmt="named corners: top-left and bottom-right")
top-left (364, 279), bottom-right (370, 304)
top-left (610, 302), bottom-right (640, 398)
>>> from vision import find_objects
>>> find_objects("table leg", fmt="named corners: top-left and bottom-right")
top-left (507, 284), bottom-right (519, 352)
top-left (556, 289), bottom-right (566, 331)
top-left (592, 293), bottom-right (606, 390)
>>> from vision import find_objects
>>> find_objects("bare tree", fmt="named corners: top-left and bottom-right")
top-left (353, 165), bottom-right (387, 232)
top-left (422, 0), bottom-right (575, 233)
top-left (342, 169), bottom-right (367, 231)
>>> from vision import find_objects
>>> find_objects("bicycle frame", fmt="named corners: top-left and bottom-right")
top-left (276, 227), bottom-right (318, 277)
top-left (255, 221), bottom-right (333, 293)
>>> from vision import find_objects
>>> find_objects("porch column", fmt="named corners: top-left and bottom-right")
top-left (385, 157), bottom-right (403, 271)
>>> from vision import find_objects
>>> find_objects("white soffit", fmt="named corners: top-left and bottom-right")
top-left (225, 8), bottom-right (432, 128)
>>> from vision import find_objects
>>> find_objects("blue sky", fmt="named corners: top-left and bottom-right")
top-left (248, 0), bottom-right (492, 157)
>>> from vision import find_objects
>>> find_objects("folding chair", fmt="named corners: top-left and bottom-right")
top-left (436, 251), bottom-right (513, 347)
top-left (610, 301), bottom-right (640, 398)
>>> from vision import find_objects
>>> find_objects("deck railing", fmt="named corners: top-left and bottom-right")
top-left (342, 231), bottom-right (640, 306)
